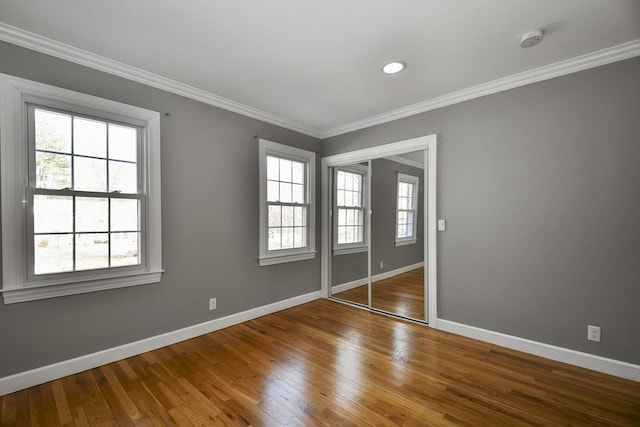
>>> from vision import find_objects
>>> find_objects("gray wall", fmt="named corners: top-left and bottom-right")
top-left (323, 57), bottom-right (640, 364)
top-left (0, 42), bottom-right (322, 377)
top-left (330, 158), bottom-right (424, 286)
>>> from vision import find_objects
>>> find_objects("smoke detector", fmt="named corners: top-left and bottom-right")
top-left (519, 30), bottom-right (544, 48)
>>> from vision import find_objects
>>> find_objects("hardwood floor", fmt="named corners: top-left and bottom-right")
top-left (1, 299), bottom-right (639, 426)
top-left (333, 267), bottom-right (425, 320)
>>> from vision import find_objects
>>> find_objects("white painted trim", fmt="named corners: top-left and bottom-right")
top-left (322, 136), bottom-right (436, 323)
top-left (0, 23), bottom-right (323, 139)
top-left (1, 271), bottom-right (163, 304)
top-left (0, 74), bottom-right (163, 303)
top-left (437, 319), bottom-right (640, 382)
top-left (331, 277), bottom-right (369, 294)
top-left (258, 138), bottom-right (316, 266)
top-left (2, 24), bottom-right (636, 140)
top-left (0, 290), bottom-right (322, 396)
top-left (426, 145), bottom-right (437, 326)
top-left (387, 155), bottom-right (424, 170)
top-left (331, 262), bottom-right (424, 294)
top-left (321, 40), bottom-right (640, 138)
top-left (395, 173), bottom-right (420, 246)
top-left (372, 261), bottom-right (423, 283)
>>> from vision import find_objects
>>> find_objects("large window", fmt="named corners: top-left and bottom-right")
top-left (396, 173), bottom-right (419, 246)
top-left (333, 165), bottom-right (367, 254)
top-left (30, 106), bottom-right (143, 274)
top-left (258, 139), bottom-right (315, 266)
top-left (0, 74), bottom-right (162, 303)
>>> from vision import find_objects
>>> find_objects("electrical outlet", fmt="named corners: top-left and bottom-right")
top-left (209, 298), bottom-right (217, 311)
top-left (380, 261), bottom-right (384, 269)
top-left (587, 325), bottom-right (601, 342)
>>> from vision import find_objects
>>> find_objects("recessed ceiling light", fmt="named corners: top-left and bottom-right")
top-left (382, 61), bottom-right (406, 74)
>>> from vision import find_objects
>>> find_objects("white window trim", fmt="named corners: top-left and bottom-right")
top-left (395, 173), bottom-right (420, 246)
top-left (0, 74), bottom-right (163, 303)
top-left (332, 164), bottom-right (368, 256)
top-left (258, 138), bottom-right (316, 266)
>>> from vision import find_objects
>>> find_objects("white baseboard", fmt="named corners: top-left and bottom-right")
top-left (332, 262), bottom-right (424, 294)
top-left (373, 262), bottom-right (423, 283)
top-left (437, 319), bottom-right (640, 382)
top-left (0, 290), bottom-right (321, 396)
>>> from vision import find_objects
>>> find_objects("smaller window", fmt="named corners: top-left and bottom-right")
top-left (333, 165), bottom-right (368, 255)
top-left (396, 173), bottom-right (419, 246)
top-left (258, 139), bottom-right (316, 266)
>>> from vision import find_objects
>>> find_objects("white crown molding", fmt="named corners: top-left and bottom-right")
top-left (1, 23), bottom-right (638, 141)
top-left (437, 319), bottom-right (640, 382)
top-left (0, 23), bottom-right (324, 139)
top-left (0, 290), bottom-right (322, 396)
top-left (321, 39), bottom-right (640, 138)
top-left (387, 155), bottom-right (424, 169)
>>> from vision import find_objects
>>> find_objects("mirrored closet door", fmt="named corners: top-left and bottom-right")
top-left (329, 162), bottom-right (370, 307)
top-left (327, 148), bottom-right (428, 323)
top-left (370, 153), bottom-right (425, 321)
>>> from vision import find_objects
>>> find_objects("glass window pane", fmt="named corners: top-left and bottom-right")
top-left (111, 232), bottom-right (139, 267)
top-left (267, 180), bottom-right (279, 202)
top-left (267, 156), bottom-right (280, 181)
top-left (281, 227), bottom-right (294, 249)
top-left (76, 197), bottom-right (108, 232)
top-left (35, 152), bottom-right (71, 189)
top-left (35, 109), bottom-right (71, 153)
top-left (292, 184), bottom-right (304, 203)
top-left (74, 157), bottom-right (107, 192)
top-left (34, 234), bottom-right (73, 274)
top-left (111, 198), bottom-right (139, 231)
top-left (74, 117), bottom-right (107, 158)
top-left (292, 161), bottom-right (304, 184)
top-left (109, 160), bottom-right (137, 193)
top-left (294, 227), bottom-right (305, 247)
top-left (33, 195), bottom-right (72, 233)
top-left (76, 233), bottom-right (109, 270)
top-left (337, 171), bottom-right (345, 190)
top-left (347, 209), bottom-right (356, 226)
top-left (337, 189), bottom-right (345, 206)
top-left (294, 206), bottom-right (303, 227)
top-left (398, 211), bottom-right (407, 224)
top-left (407, 212), bottom-right (414, 225)
top-left (282, 206), bottom-right (294, 227)
top-left (280, 159), bottom-right (292, 182)
top-left (280, 182), bottom-right (292, 203)
top-left (268, 228), bottom-right (281, 250)
top-left (398, 225), bottom-right (406, 239)
top-left (338, 209), bottom-right (346, 226)
top-left (337, 226), bottom-right (346, 244)
top-left (108, 123), bottom-right (137, 162)
top-left (345, 174), bottom-right (353, 191)
top-left (268, 205), bottom-right (281, 227)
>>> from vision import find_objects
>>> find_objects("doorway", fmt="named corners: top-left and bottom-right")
top-left (320, 135), bottom-right (437, 325)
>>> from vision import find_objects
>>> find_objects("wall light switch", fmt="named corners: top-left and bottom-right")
top-left (438, 219), bottom-right (446, 231)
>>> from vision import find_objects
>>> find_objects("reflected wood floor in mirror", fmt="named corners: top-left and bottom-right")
top-left (333, 267), bottom-right (424, 320)
top-left (2, 299), bottom-right (638, 426)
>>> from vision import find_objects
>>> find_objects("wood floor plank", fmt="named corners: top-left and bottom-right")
top-left (2, 299), bottom-right (639, 426)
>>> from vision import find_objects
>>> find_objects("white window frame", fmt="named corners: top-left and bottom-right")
top-left (395, 173), bottom-right (419, 246)
top-left (258, 138), bottom-right (316, 266)
top-left (332, 164), bottom-right (368, 256)
top-left (0, 74), bottom-right (163, 303)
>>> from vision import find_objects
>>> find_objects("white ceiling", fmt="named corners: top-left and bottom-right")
top-left (0, 0), bottom-right (638, 138)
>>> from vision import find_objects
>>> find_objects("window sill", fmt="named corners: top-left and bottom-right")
top-left (395, 238), bottom-right (417, 247)
top-left (1, 270), bottom-right (164, 304)
top-left (259, 252), bottom-right (316, 266)
top-left (332, 246), bottom-right (368, 256)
